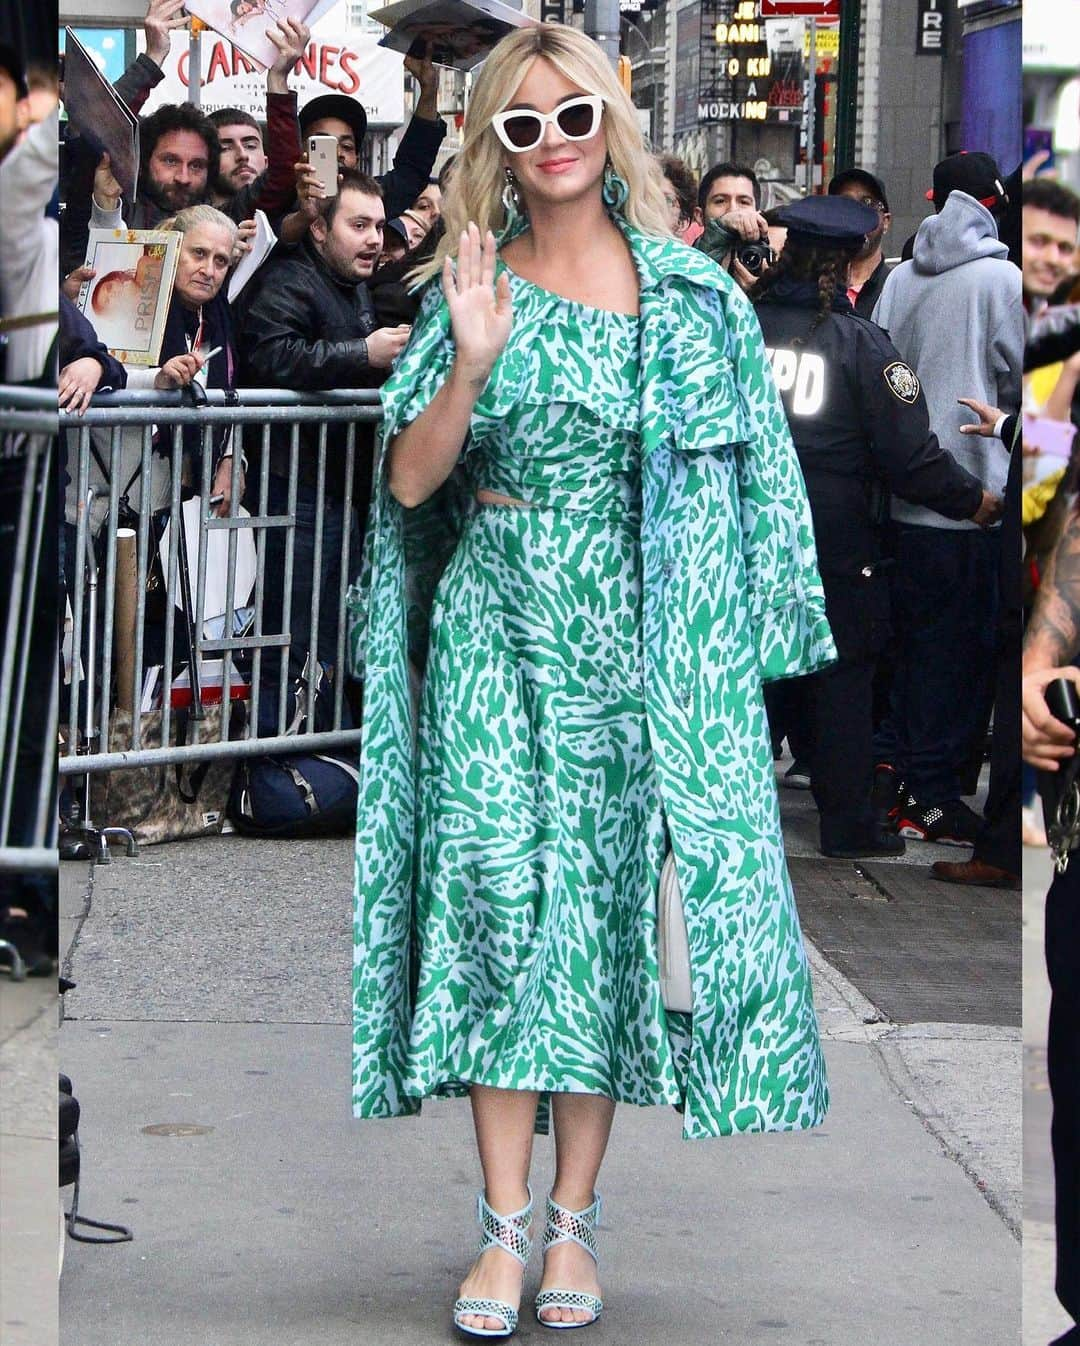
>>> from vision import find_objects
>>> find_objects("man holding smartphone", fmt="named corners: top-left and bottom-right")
top-left (236, 171), bottom-right (410, 734)
top-left (297, 46), bottom-right (445, 225)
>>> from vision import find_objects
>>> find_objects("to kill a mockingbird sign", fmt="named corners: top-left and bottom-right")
top-left (695, 0), bottom-right (821, 128)
top-left (696, 0), bottom-right (772, 124)
top-left (916, 0), bottom-right (948, 53)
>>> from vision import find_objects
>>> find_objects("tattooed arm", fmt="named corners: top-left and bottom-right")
top-left (1023, 507), bottom-right (1080, 769)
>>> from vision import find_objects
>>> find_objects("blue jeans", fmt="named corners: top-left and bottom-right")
top-left (257, 476), bottom-right (361, 734)
top-left (872, 523), bottom-right (999, 806)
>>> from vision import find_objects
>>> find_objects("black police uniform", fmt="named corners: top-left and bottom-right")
top-left (753, 197), bottom-right (985, 853)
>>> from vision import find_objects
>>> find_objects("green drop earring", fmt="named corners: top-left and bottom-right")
top-left (602, 160), bottom-right (629, 213)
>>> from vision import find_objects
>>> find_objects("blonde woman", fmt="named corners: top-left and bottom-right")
top-left (351, 23), bottom-right (836, 1338)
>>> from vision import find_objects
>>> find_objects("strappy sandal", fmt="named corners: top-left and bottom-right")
top-left (534, 1193), bottom-right (603, 1330)
top-left (453, 1187), bottom-right (534, 1339)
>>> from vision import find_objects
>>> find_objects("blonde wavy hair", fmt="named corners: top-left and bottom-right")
top-left (410, 23), bottom-right (672, 286)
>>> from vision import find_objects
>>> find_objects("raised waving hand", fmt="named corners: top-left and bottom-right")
top-left (442, 223), bottom-right (512, 383)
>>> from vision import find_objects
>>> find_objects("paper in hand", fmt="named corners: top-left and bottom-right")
top-left (228, 210), bottom-right (278, 302)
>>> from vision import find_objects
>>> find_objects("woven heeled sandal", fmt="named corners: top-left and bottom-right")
top-left (534, 1193), bottom-right (603, 1330)
top-left (453, 1187), bottom-right (534, 1339)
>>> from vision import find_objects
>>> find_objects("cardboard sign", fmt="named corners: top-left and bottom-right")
top-left (77, 228), bottom-right (181, 366)
top-left (62, 27), bottom-right (140, 202)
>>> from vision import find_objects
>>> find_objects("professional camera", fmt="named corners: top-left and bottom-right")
top-left (733, 238), bottom-right (775, 276)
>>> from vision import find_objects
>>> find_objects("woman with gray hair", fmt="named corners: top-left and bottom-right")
top-left (64, 202), bottom-right (241, 545)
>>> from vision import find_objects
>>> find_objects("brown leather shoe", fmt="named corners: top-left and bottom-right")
top-left (930, 857), bottom-right (1019, 889)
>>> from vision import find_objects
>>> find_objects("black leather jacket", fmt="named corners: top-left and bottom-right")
top-left (237, 238), bottom-right (379, 498)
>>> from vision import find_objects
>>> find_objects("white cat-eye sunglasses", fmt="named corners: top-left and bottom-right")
top-left (491, 94), bottom-right (605, 153)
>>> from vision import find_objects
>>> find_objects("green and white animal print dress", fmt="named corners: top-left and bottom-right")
top-left (405, 270), bottom-right (686, 1106)
top-left (352, 224), bottom-right (836, 1139)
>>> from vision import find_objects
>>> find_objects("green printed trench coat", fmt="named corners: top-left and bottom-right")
top-left (350, 222), bottom-right (837, 1140)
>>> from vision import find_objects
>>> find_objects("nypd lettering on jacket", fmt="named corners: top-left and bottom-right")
top-left (765, 346), bottom-right (921, 417)
top-left (765, 348), bottom-right (826, 415)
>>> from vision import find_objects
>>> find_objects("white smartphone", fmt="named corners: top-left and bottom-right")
top-left (308, 135), bottom-right (338, 197)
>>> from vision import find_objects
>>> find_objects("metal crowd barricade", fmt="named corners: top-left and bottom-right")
top-left (0, 386), bottom-right (59, 881)
top-left (48, 386), bottom-right (382, 806)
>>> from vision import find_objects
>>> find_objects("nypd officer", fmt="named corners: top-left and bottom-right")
top-left (751, 195), bottom-right (1001, 859)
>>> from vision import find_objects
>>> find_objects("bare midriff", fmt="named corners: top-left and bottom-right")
top-left (476, 488), bottom-right (531, 508)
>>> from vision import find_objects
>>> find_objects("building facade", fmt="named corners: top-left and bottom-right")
top-left (613, 0), bottom-right (1020, 247)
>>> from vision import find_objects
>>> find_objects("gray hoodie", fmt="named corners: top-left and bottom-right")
top-left (871, 191), bottom-right (1022, 530)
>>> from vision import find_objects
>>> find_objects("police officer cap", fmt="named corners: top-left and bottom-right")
top-left (777, 195), bottom-right (880, 245)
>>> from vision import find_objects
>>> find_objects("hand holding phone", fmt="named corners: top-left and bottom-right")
top-left (308, 135), bottom-right (339, 198)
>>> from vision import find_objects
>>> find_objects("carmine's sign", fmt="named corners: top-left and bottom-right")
top-left (141, 31), bottom-right (406, 126)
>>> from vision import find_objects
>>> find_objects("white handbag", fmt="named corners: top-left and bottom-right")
top-left (658, 851), bottom-right (692, 1013)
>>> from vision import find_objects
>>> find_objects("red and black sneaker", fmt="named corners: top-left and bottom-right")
top-left (895, 796), bottom-right (982, 847)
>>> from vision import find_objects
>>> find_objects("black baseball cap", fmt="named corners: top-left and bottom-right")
top-left (300, 94), bottom-right (367, 149)
top-left (927, 151), bottom-right (1006, 210)
top-left (828, 168), bottom-right (889, 214)
top-left (777, 195), bottom-right (880, 246)
top-left (0, 44), bottom-right (27, 100)
top-left (385, 217), bottom-right (409, 246)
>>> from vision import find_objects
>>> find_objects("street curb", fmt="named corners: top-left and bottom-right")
top-left (60, 859), bottom-right (95, 1009)
top-left (805, 934), bottom-right (893, 1042)
top-left (806, 937), bottom-right (1020, 1239)
top-left (872, 1032), bottom-right (1021, 1241)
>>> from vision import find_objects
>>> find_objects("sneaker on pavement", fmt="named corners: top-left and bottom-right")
top-left (782, 760), bottom-right (812, 790)
top-left (896, 797), bottom-right (981, 846)
top-left (821, 830), bottom-right (906, 860)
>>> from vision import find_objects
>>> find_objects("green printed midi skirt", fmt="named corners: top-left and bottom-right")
top-left (402, 298), bottom-right (687, 1107)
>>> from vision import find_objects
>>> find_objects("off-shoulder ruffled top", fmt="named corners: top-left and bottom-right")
top-left (384, 263), bottom-right (642, 519)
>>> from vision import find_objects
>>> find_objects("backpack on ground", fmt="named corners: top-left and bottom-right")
top-left (227, 752), bottom-right (359, 837)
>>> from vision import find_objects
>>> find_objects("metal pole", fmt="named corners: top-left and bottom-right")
top-left (620, 15), bottom-right (660, 146)
top-left (805, 18), bottom-right (817, 194)
top-left (664, 0), bottom-right (676, 151)
top-left (834, 0), bottom-right (861, 172)
top-left (188, 25), bottom-right (201, 107)
top-left (584, 0), bottom-right (621, 67)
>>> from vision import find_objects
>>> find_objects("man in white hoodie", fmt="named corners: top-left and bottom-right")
top-left (871, 152), bottom-right (1023, 847)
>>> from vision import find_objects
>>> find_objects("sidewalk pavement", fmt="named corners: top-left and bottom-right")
top-left (53, 765), bottom-right (1021, 1346)
top-left (0, 964), bottom-right (57, 1346)
top-left (1023, 842), bottom-right (1072, 1346)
